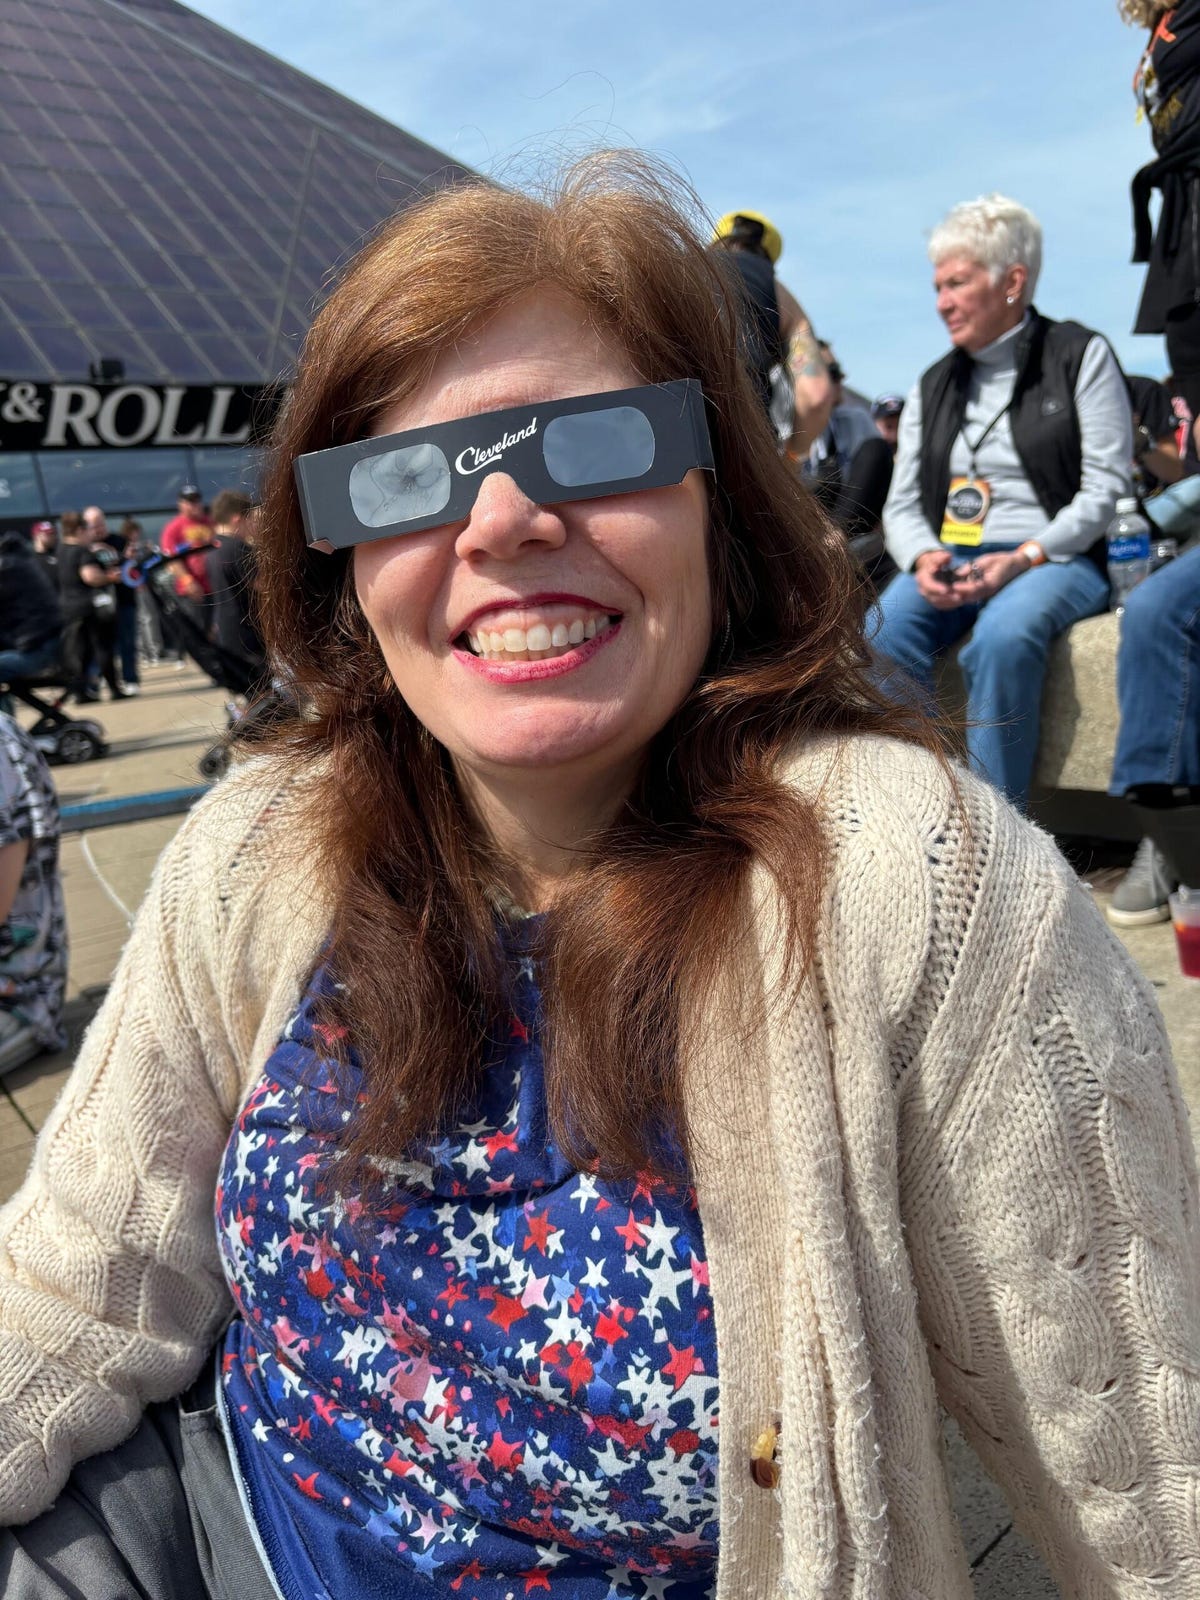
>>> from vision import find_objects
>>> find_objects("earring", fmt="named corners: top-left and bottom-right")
top-left (1006, 296), bottom-right (1016, 305)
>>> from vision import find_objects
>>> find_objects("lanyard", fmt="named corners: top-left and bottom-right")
top-left (962, 396), bottom-right (1013, 480)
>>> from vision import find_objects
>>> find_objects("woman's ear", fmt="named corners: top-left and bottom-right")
top-left (1004, 262), bottom-right (1029, 307)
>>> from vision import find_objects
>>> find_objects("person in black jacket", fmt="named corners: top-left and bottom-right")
top-left (56, 512), bottom-right (128, 704)
top-left (0, 530), bottom-right (63, 712)
top-left (1126, 0), bottom-right (1200, 414)
top-left (873, 194), bottom-right (1131, 809)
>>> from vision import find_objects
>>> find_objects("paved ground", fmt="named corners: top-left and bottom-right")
top-left (0, 662), bottom-right (1195, 1594)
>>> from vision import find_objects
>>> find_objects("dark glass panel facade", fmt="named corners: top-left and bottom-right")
top-left (39, 447), bottom-right (192, 514)
top-left (0, 452), bottom-right (46, 517)
top-left (0, 0), bottom-right (469, 516)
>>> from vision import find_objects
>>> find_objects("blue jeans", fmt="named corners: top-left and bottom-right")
top-left (870, 545), bottom-right (1110, 809)
top-left (1109, 541), bottom-right (1200, 794)
top-left (116, 604), bottom-right (139, 685)
top-left (1147, 475), bottom-right (1200, 538)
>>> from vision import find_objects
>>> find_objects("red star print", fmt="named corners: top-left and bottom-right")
top-left (509, 1014), bottom-right (529, 1042)
top-left (667, 1426), bottom-right (701, 1456)
top-left (522, 1210), bottom-right (559, 1254)
top-left (486, 1293), bottom-right (527, 1333)
top-left (594, 1308), bottom-right (629, 1345)
top-left (303, 1264), bottom-right (334, 1300)
top-left (439, 1280), bottom-right (469, 1309)
top-left (451, 1559), bottom-right (485, 1590)
top-left (312, 1393), bottom-right (339, 1425)
top-left (596, 1413), bottom-right (651, 1450)
top-left (520, 1569), bottom-right (552, 1593)
top-left (614, 1211), bottom-right (647, 1251)
top-left (663, 1342), bottom-right (703, 1391)
top-left (631, 1170), bottom-right (656, 1203)
top-left (382, 1450), bottom-right (413, 1477)
top-left (293, 1471), bottom-right (322, 1499)
top-left (690, 1253), bottom-right (710, 1288)
top-left (564, 1343), bottom-right (594, 1394)
top-left (289, 1416), bottom-right (313, 1441)
top-left (485, 1430), bottom-right (525, 1471)
top-left (484, 1128), bottom-right (519, 1160)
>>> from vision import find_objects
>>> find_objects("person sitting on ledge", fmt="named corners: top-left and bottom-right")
top-left (873, 193), bottom-right (1131, 811)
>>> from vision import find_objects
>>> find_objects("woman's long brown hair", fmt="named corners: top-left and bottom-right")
top-left (255, 153), bottom-right (942, 1182)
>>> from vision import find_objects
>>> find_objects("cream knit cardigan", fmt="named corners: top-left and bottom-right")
top-left (1, 735), bottom-right (1198, 1598)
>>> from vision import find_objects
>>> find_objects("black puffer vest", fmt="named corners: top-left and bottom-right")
top-left (918, 310), bottom-right (1109, 563)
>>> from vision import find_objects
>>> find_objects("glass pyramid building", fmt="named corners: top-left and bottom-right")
top-left (0, 0), bottom-right (469, 523)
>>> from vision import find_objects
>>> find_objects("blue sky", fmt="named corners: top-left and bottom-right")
top-left (191, 0), bottom-right (1160, 399)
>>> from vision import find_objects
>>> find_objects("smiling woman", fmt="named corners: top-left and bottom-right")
top-left (1, 154), bottom-right (1198, 1600)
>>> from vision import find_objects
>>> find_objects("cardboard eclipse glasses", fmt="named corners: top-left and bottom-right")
top-left (294, 379), bottom-right (714, 552)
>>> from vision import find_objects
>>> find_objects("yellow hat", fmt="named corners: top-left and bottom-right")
top-left (713, 209), bottom-right (783, 265)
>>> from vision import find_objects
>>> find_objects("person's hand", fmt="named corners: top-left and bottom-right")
top-left (944, 549), bottom-right (1029, 607)
top-left (913, 549), bottom-right (968, 610)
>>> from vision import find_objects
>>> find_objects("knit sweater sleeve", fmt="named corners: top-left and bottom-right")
top-left (901, 787), bottom-right (1200, 1596)
top-left (0, 763), bottom-right (323, 1526)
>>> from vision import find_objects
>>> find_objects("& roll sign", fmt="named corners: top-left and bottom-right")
top-left (0, 380), bottom-right (282, 449)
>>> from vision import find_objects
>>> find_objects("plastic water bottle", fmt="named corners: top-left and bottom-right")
top-left (1106, 497), bottom-right (1152, 615)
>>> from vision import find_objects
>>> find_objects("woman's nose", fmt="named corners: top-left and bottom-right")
top-left (454, 470), bottom-right (567, 561)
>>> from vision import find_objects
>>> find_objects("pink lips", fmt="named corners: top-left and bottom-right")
top-left (452, 620), bottom-right (622, 683)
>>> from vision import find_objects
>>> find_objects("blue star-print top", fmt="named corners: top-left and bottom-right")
top-left (215, 920), bottom-right (719, 1599)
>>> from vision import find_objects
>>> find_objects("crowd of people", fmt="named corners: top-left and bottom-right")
top-left (0, 484), bottom-right (265, 1080)
top-left (0, 485), bottom-right (266, 713)
top-left (0, 7), bottom-right (1197, 1598)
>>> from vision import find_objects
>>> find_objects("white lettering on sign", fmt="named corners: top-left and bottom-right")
top-left (43, 385), bottom-right (101, 447)
top-left (153, 387), bottom-right (205, 446)
top-left (97, 387), bottom-right (161, 447)
top-left (204, 387), bottom-right (251, 446)
top-left (15, 382), bottom-right (265, 448)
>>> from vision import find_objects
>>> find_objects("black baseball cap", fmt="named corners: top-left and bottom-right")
top-left (871, 394), bottom-right (904, 419)
top-left (179, 483), bottom-right (202, 500)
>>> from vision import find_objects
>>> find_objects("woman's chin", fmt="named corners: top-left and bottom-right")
top-left (448, 710), bottom-right (644, 779)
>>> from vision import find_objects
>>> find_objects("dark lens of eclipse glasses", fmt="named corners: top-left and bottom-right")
top-left (346, 404), bottom-right (658, 530)
top-left (542, 405), bottom-right (655, 487)
top-left (349, 442), bottom-right (452, 529)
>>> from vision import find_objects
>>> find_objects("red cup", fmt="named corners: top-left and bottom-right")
top-left (1169, 890), bottom-right (1200, 980)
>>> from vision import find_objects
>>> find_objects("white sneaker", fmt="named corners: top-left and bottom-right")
top-left (1106, 838), bottom-right (1177, 927)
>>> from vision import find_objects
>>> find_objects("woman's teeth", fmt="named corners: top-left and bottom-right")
top-left (464, 615), bottom-right (614, 661)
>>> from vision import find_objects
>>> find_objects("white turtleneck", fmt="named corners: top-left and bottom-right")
top-left (882, 316), bottom-right (1133, 571)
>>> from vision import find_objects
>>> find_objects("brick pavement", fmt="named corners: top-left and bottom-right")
top-left (1, 662), bottom-right (1196, 1594)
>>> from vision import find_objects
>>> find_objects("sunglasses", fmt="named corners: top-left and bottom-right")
top-left (294, 380), bottom-right (714, 552)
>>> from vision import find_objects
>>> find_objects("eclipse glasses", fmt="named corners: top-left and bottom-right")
top-left (294, 379), bottom-right (714, 552)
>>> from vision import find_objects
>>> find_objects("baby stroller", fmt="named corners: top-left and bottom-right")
top-left (1, 667), bottom-right (108, 764)
top-left (135, 547), bottom-right (291, 781)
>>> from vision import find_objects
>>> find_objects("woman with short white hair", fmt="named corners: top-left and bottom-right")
top-left (873, 192), bottom-right (1132, 809)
